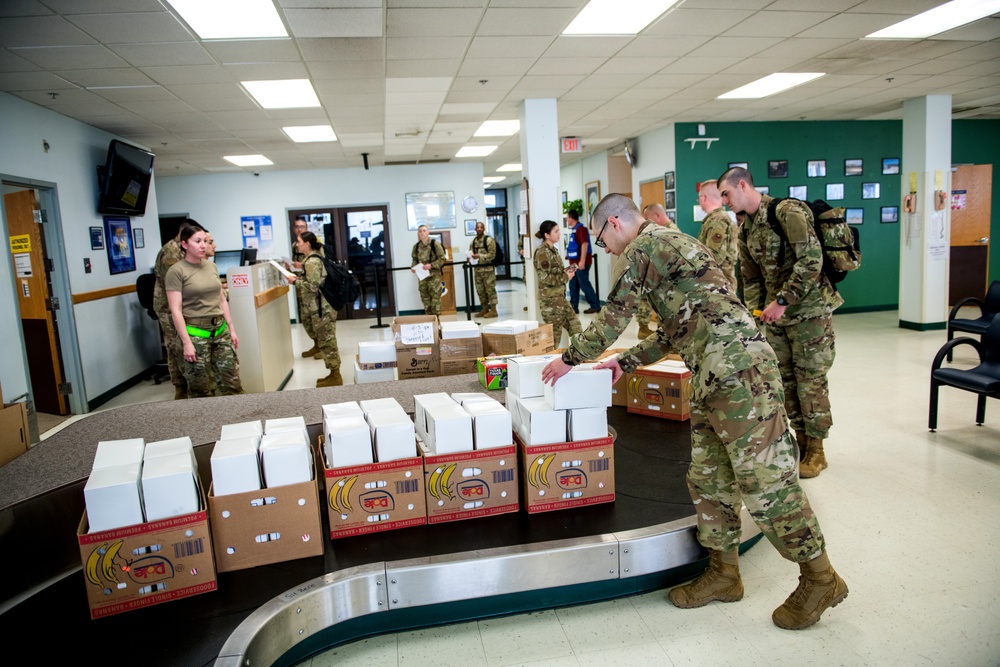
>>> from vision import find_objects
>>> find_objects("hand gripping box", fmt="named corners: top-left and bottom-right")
top-left (626, 360), bottom-right (692, 420)
top-left (208, 447), bottom-right (324, 573)
top-left (323, 444), bottom-right (427, 539)
top-left (482, 322), bottom-right (555, 357)
top-left (516, 432), bottom-right (615, 514)
top-left (77, 492), bottom-right (216, 620)
top-left (393, 315), bottom-right (440, 379)
top-left (419, 443), bottom-right (519, 524)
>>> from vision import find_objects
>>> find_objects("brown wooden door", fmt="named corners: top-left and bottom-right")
top-left (4, 189), bottom-right (68, 415)
top-left (949, 165), bottom-right (992, 305)
top-left (640, 179), bottom-right (664, 211)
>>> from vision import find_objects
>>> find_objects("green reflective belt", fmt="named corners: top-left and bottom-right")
top-left (186, 321), bottom-right (227, 339)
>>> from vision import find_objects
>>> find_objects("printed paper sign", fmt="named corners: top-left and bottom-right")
top-left (400, 322), bottom-right (434, 345)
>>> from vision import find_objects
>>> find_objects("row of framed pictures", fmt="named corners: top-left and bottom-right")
top-left (750, 184), bottom-right (898, 224)
top-left (756, 182), bottom-right (885, 201)
top-left (738, 158), bottom-right (900, 179)
top-left (89, 216), bottom-right (142, 275)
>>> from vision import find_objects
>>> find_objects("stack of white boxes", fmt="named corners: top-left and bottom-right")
top-left (210, 420), bottom-right (263, 497)
top-left (355, 340), bottom-right (397, 384)
top-left (413, 393), bottom-right (473, 455)
top-left (259, 417), bottom-right (313, 488)
top-left (83, 438), bottom-right (146, 532)
top-left (322, 401), bottom-right (372, 468)
top-left (359, 398), bottom-right (416, 462)
top-left (141, 437), bottom-right (201, 522)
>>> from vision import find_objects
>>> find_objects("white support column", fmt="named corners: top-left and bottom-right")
top-left (518, 98), bottom-right (561, 320)
top-left (899, 95), bottom-right (952, 330)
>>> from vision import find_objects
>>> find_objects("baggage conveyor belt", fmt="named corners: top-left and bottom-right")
top-left (0, 382), bottom-right (761, 666)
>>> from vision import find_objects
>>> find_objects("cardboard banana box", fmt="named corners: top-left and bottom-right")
top-left (626, 362), bottom-right (691, 421)
top-left (419, 443), bottom-right (519, 524)
top-left (516, 433), bottom-right (615, 514)
top-left (77, 500), bottom-right (216, 620)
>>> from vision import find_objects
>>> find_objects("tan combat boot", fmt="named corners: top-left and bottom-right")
top-left (483, 306), bottom-right (499, 319)
top-left (772, 551), bottom-right (848, 630)
top-left (316, 370), bottom-right (343, 387)
top-left (474, 306), bottom-right (488, 319)
top-left (301, 344), bottom-right (319, 358)
top-left (668, 550), bottom-right (744, 609)
top-left (799, 437), bottom-right (828, 478)
top-left (637, 324), bottom-right (653, 339)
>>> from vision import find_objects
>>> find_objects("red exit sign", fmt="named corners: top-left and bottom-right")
top-left (561, 137), bottom-right (581, 153)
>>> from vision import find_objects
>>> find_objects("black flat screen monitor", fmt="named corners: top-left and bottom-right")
top-left (240, 248), bottom-right (257, 266)
top-left (96, 140), bottom-right (154, 216)
top-left (212, 250), bottom-right (243, 278)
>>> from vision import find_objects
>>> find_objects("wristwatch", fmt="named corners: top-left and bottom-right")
top-left (776, 295), bottom-right (789, 306)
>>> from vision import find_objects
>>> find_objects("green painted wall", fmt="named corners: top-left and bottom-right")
top-left (952, 120), bottom-right (1000, 284)
top-left (674, 121), bottom-right (903, 311)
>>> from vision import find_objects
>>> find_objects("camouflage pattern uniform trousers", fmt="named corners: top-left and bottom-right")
top-left (698, 206), bottom-right (739, 292)
top-left (182, 316), bottom-right (243, 398)
top-left (299, 253), bottom-right (341, 372)
top-left (412, 239), bottom-right (447, 315)
top-left (293, 245), bottom-right (323, 341)
top-left (470, 234), bottom-right (498, 310)
top-left (562, 222), bottom-right (825, 561)
top-left (740, 195), bottom-right (842, 440)
top-left (153, 239), bottom-right (187, 395)
top-left (533, 242), bottom-right (581, 340)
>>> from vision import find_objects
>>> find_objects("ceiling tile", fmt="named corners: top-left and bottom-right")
top-left (0, 70), bottom-right (78, 90)
top-left (527, 57), bottom-right (605, 76)
top-left (65, 11), bottom-right (191, 44)
top-left (467, 36), bottom-right (553, 60)
top-left (477, 8), bottom-right (578, 37)
top-left (55, 67), bottom-right (155, 88)
top-left (387, 37), bottom-right (470, 60)
top-left (798, 13), bottom-right (908, 38)
top-left (309, 60), bottom-right (384, 79)
top-left (109, 42), bottom-right (215, 68)
top-left (9, 44), bottom-right (127, 69)
top-left (458, 58), bottom-right (535, 77)
top-left (686, 36), bottom-right (785, 59)
top-left (297, 38), bottom-right (385, 61)
top-left (593, 57), bottom-right (677, 76)
top-left (724, 10), bottom-right (835, 37)
top-left (645, 8), bottom-right (756, 37)
top-left (203, 39), bottom-right (302, 64)
top-left (142, 64), bottom-right (234, 86)
top-left (0, 16), bottom-right (96, 47)
top-left (386, 59), bottom-right (461, 77)
top-left (283, 8), bottom-right (383, 38)
top-left (386, 9), bottom-right (484, 38)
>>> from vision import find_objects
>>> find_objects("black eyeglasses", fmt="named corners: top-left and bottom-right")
top-left (594, 218), bottom-right (610, 248)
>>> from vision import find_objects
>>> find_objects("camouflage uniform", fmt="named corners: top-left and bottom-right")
top-left (411, 238), bottom-right (447, 315)
top-left (470, 234), bottom-right (498, 310)
top-left (293, 245), bottom-right (324, 339)
top-left (153, 240), bottom-right (186, 395)
top-left (698, 207), bottom-right (739, 292)
top-left (740, 195), bottom-right (843, 440)
top-left (182, 319), bottom-right (243, 398)
top-left (562, 222), bottom-right (825, 562)
top-left (533, 242), bottom-right (581, 339)
top-left (298, 253), bottom-right (341, 372)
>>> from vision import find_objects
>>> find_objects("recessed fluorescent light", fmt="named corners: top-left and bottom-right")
top-left (497, 163), bottom-right (522, 172)
top-left (484, 176), bottom-right (506, 183)
top-left (167, 0), bottom-right (287, 39)
top-left (242, 79), bottom-right (320, 109)
top-left (456, 145), bottom-right (498, 158)
top-left (283, 125), bottom-right (337, 143)
top-left (474, 120), bottom-right (520, 137)
top-left (223, 155), bottom-right (273, 167)
top-left (866, 0), bottom-right (1000, 39)
top-left (564, 0), bottom-right (680, 35)
top-left (718, 73), bottom-right (825, 99)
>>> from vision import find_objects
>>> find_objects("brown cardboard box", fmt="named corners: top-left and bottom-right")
top-left (440, 357), bottom-right (479, 376)
top-left (0, 402), bottom-right (29, 467)
top-left (516, 433), bottom-right (615, 514)
top-left (77, 500), bottom-right (217, 619)
top-left (421, 444), bottom-right (519, 524)
top-left (393, 315), bottom-right (440, 379)
top-left (440, 335), bottom-right (483, 359)
top-left (626, 363), bottom-right (692, 420)
top-left (324, 450), bottom-right (427, 538)
top-left (482, 323), bottom-right (555, 357)
top-left (207, 448), bottom-right (324, 573)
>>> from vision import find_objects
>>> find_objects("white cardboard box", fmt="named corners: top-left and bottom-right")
top-left (507, 355), bottom-right (559, 399)
top-left (440, 321), bottom-right (481, 339)
top-left (259, 431), bottom-right (313, 488)
top-left (211, 436), bottom-right (263, 497)
top-left (144, 436), bottom-right (197, 470)
top-left (83, 462), bottom-right (145, 533)
top-left (360, 398), bottom-right (406, 416)
top-left (324, 414), bottom-right (374, 468)
top-left (425, 403), bottom-right (474, 455)
top-left (322, 401), bottom-right (364, 420)
top-left (220, 420), bottom-right (263, 440)
top-left (367, 409), bottom-right (417, 462)
top-left (544, 364), bottom-right (613, 410)
top-left (569, 407), bottom-right (609, 442)
top-left (515, 397), bottom-right (567, 446)
top-left (414, 393), bottom-right (456, 438)
top-left (354, 358), bottom-right (396, 384)
top-left (141, 453), bottom-right (200, 522)
top-left (358, 340), bottom-right (397, 364)
top-left (92, 438), bottom-right (145, 470)
top-left (464, 399), bottom-right (513, 450)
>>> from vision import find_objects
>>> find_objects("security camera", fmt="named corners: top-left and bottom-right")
top-left (253, 171), bottom-right (260, 177)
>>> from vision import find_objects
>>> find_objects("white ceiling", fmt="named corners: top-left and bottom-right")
top-left (1, 0), bottom-right (998, 184)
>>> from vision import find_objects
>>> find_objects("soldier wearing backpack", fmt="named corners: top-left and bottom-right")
top-left (410, 225), bottom-right (448, 315)
top-left (718, 167), bottom-right (842, 479)
top-left (286, 232), bottom-right (342, 387)
top-left (469, 221), bottom-right (499, 319)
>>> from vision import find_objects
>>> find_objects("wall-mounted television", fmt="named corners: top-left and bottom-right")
top-left (96, 140), bottom-right (155, 217)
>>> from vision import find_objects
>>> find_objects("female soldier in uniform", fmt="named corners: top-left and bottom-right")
top-left (533, 220), bottom-right (581, 343)
top-left (286, 232), bottom-right (343, 387)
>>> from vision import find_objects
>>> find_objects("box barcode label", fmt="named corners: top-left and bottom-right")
top-left (589, 458), bottom-right (609, 473)
top-left (665, 388), bottom-right (681, 398)
top-left (173, 537), bottom-right (204, 558)
top-left (493, 468), bottom-right (514, 483)
top-left (395, 479), bottom-right (419, 494)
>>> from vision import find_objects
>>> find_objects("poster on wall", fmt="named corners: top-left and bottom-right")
top-left (241, 215), bottom-right (274, 257)
top-left (104, 215), bottom-right (136, 275)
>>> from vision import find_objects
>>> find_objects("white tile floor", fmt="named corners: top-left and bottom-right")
top-left (44, 284), bottom-right (1000, 666)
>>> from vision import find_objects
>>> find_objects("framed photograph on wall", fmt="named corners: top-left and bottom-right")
top-left (789, 185), bottom-right (807, 200)
top-left (104, 215), bottom-right (136, 275)
top-left (882, 158), bottom-right (900, 175)
top-left (768, 160), bottom-right (788, 178)
top-left (826, 183), bottom-right (845, 200)
top-left (845, 208), bottom-right (864, 225)
top-left (90, 226), bottom-right (104, 250)
top-left (664, 190), bottom-right (676, 210)
top-left (666, 210), bottom-right (677, 223)
top-left (464, 219), bottom-right (477, 236)
top-left (405, 191), bottom-right (457, 230)
top-left (562, 191), bottom-right (568, 204)
top-left (755, 186), bottom-right (769, 195)
top-left (133, 227), bottom-right (145, 249)
top-left (845, 159), bottom-right (863, 176)
top-left (663, 171), bottom-right (675, 190)
top-left (586, 180), bottom-right (601, 215)
top-left (881, 206), bottom-right (899, 223)
top-left (728, 162), bottom-right (748, 169)
top-left (862, 182), bottom-right (881, 199)
top-left (807, 160), bottom-right (826, 177)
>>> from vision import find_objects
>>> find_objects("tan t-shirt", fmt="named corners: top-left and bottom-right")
top-left (165, 259), bottom-right (223, 318)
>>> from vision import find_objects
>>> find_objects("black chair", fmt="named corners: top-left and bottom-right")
top-left (929, 313), bottom-right (1000, 431)
top-left (946, 280), bottom-right (1000, 361)
top-left (136, 273), bottom-right (169, 384)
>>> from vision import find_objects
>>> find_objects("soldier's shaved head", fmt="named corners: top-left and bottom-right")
top-left (643, 202), bottom-right (666, 219)
top-left (718, 166), bottom-right (753, 189)
top-left (699, 180), bottom-right (723, 213)
top-left (593, 193), bottom-right (643, 228)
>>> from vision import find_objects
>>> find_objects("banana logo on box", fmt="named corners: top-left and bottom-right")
top-left (329, 475), bottom-right (358, 514)
top-left (556, 468), bottom-right (588, 490)
top-left (527, 454), bottom-right (556, 489)
top-left (85, 539), bottom-right (175, 590)
top-left (427, 463), bottom-right (457, 500)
